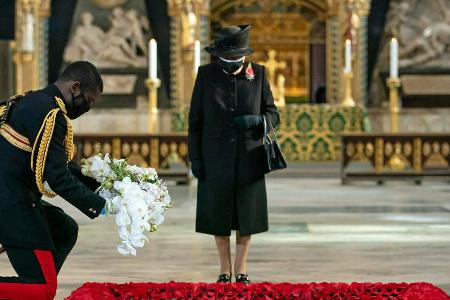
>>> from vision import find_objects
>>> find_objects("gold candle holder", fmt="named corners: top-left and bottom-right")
top-left (386, 77), bottom-right (401, 133)
top-left (341, 71), bottom-right (355, 107)
top-left (386, 76), bottom-right (405, 170)
top-left (145, 78), bottom-right (161, 133)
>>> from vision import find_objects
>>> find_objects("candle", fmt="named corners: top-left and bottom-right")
top-left (149, 39), bottom-right (157, 79)
top-left (21, 12), bottom-right (34, 52)
top-left (194, 40), bottom-right (201, 73)
top-left (344, 39), bottom-right (351, 73)
top-left (390, 37), bottom-right (398, 78)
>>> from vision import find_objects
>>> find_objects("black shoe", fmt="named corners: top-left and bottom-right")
top-left (216, 274), bottom-right (231, 283)
top-left (235, 274), bottom-right (251, 284)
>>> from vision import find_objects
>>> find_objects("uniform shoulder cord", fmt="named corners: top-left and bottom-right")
top-left (0, 91), bottom-right (32, 119)
top-left (0, 105), bottom-right (6, 117)
top-left (31, 96), bottom-right (74, 198)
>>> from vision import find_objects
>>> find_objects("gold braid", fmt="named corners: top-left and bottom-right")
top-left (54, 97), bottom-right (74, 160)
top-left (31, 96), bottom-right (74, 197)
top-left (0, 105), bottom-right (6, 118)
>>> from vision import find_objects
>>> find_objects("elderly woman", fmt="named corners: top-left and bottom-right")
top-left (188, 24), bottom-right (279, 284)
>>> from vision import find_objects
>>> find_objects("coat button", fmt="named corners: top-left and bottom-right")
top-left (93, 210), bottom-right (97, 214)
top-left (89, 208), bottom-right (93, 212)
top-left (230, 138), bottom-right (235, 143)
top-left (230, 108), bottom-right (235, 112)
top-left (32, 203), bottom-right (36, 207)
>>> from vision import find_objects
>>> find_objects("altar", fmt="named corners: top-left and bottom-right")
top-left (172, 104), bottom-right (370, 161)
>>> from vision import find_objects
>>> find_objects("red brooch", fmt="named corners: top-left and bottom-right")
top-left (245, 63), bottom-right (255, 81)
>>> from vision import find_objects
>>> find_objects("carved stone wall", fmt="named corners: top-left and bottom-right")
top-left (370, 0), bottom-right (450, 106)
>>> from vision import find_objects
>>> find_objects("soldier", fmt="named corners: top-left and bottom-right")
top-left (0, 61), bottom-right (106, 300)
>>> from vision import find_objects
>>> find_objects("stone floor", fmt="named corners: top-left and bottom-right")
top-left (1, 175), bottom-right (450, 299)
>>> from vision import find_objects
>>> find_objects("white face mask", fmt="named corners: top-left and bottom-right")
top-left (218, 56), bottom-right (245, 73)
top-left (219, 57), bottom-right (245, 63)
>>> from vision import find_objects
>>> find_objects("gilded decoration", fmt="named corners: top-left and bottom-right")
top-left (342, 134), bottom-right (450, 182)
top-left (14, 0), bottom-right (41, 93)
top-left (168, 0), bottom-right (209, 109)
top-left (73, 135), bottom-right (190, 181)
top-left (211, 0), bottom-right (327, 100)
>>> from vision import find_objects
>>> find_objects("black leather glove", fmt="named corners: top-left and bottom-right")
top-left (191, 160), bottom-right (205, 180)
top-left (233, 115), bottom-right (263, 130)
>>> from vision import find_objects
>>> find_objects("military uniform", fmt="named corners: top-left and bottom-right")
top-left (0, 85), bottom-right (105, 300)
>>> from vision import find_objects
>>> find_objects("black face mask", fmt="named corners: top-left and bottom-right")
top-left (218, 57), bottom-right (244, 74)
top-left (67, 92), bottom-right (90, 120)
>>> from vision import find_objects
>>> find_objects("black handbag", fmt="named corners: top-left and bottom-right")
top-left (262, 115), bottom-right (287, 173)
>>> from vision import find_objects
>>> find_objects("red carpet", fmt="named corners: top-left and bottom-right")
top-left (66, 282), bottom-right (450, 299)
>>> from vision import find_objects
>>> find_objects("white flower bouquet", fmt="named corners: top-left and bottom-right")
top-left (81, 153), bottom-right (171, 256)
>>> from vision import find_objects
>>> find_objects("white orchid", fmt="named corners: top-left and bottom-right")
top-left (82, 153), bottom-right (171, 256)
top-left (128, 230), bottom-right (148, 248)
top-left (117, 241), bottom-right (137, 256)
top-left (115, 207), bottom-right (131, 226)
top-left (118, 225), bottom-right (129, 241)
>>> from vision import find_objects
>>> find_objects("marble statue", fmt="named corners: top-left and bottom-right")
top-left (64, 12), bottom-right (105, 62)
top-left (384, 1), bottom-right (409, 41)
top-left (64, 8), bottom-right (149, 68)
top-left (391, 0), bottom-right (450, 68)
top-left (126, 9), bottom-right (149, 55)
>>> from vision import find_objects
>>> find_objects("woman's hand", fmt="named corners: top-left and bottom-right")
top-left (232, 115), bottom-right (263, 130)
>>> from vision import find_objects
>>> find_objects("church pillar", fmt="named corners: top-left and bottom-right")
top-left (352, 0), bottom-right (371, 107)
top-left (38, 0), bottom-right (50, 87)
top-left (326, 0), bottom-right (343, 105)
top-left (326, 0), bottom-right (370, 106)
top-left (168, 0), bottom-right (209, 110)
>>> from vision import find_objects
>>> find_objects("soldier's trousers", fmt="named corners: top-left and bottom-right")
top-left (0, 204), bottom-right (79, 300)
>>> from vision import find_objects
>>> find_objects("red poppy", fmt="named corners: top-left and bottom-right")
top-left (67, 281), bottom-right (450, 300)
top-left (245, 63), bottom-right (255, 81)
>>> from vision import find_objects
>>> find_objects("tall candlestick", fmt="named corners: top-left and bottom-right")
top-left (194, 40), bottom-right (200, 73)
top-left (390, 37), bottom-right (398, 78)
top-left (148, 39), bottom-right (157, 79)
top-left (344, 39), bottom-right (352, 73)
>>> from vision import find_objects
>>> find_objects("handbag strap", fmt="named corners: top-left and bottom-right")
top-left (262, 115), bottom-right (272, 144)
top-left (265, 116), bottom-right (278, 143)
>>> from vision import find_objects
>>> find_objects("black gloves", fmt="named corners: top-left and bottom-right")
top-left (233, 115), bottom-right (263, 130)
top-left (191, 160), bottom-right (205, 180)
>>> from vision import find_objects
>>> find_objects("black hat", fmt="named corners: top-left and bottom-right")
top-left (205, 24), bottom-right (254, 57)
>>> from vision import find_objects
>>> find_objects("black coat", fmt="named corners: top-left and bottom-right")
top-left (188, 62), bottom-right (279, 236)
top-left (0, 85), bottom-right (105, 250)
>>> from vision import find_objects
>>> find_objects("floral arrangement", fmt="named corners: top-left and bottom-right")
top-left (81, 153), bottom-right (171, 256)
top-left (67, 281), bottom-right (450, 300)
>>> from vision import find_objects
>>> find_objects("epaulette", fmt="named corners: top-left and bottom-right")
top-left (0, 91), bottom-right (33, 124)
top-left (8, 90), bottom-right (32, 101)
